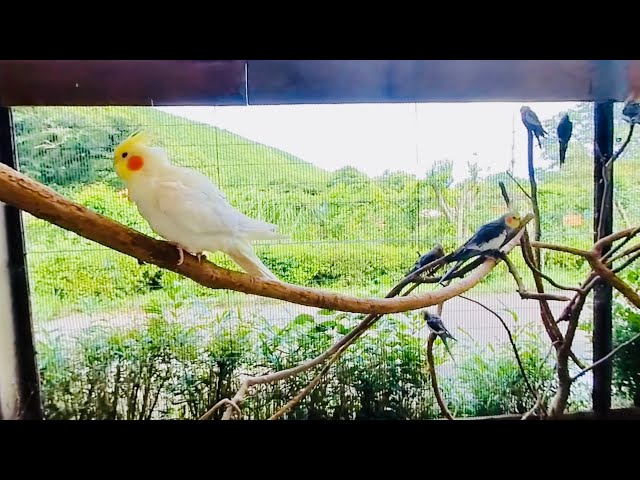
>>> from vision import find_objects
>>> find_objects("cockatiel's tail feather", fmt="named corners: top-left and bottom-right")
top-left (438, 260), bottom-right (464, 285)
top-left (237, 215), bottom-right (290, 242)
top-left (441, 338), bottom-right (457, 365)
top-left (226, 242), bottom-right (279, 280)
top-left (559, 142), bottom-right (569, 166)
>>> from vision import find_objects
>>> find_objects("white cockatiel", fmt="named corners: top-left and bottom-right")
top-left (112, 131), bottom-right (287, 280)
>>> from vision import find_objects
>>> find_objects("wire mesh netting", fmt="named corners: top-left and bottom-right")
top-left (10, 101), bottom-right (640, 419)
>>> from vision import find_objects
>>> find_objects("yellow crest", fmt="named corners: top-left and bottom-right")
top-left (115, 129), bottom-right (153, 154)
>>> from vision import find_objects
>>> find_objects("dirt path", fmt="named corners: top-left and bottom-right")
top-left (36, 291), bottom-right (593, 365)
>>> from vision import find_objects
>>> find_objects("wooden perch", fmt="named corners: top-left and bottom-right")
top-left (0, 163), bottom-right (532, 315)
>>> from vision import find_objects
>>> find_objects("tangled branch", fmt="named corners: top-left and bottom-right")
top-left (210, 226), bottom-right (531, 420)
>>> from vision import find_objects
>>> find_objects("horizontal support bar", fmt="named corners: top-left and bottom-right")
top-left (0, 60), bottom-right (636, 106)
top-left (0, 60), bottom-right (247, 106)
top-left (247, 60), bottom-right (632, 104)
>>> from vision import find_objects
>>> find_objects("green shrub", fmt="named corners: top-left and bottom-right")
top-left (612, 298), bottom-right (640, 407)
top-left (448, 326), bottom-right (556, 417)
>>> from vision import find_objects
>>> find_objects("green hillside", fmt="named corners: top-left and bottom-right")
top-left (12, 106), bottom-right (330, 190)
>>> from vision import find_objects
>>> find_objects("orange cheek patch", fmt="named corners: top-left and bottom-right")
top-left (127, 155), bottom-right (144, 171)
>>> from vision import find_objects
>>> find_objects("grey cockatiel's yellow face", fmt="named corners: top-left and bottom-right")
top-left (503, 212), bottom-right (521, 230)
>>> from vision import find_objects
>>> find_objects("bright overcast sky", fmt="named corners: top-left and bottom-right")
top-left (158, 101), bottom-right (580, 183)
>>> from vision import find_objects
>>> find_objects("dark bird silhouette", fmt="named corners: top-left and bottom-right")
top-left (556, 113), bottom-right (573, 167)
top-left (520, 106), bottom-right (548, 148)
top-left (407, 243), bottom-right (445, 275)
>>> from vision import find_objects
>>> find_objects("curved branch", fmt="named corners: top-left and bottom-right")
top-left (502, 255), bottom-right (571, 301)
top-left (0, 163), bottom-right (533, 315)
top-left (587, 257), bottom-right (640, 309)
top-left (609, 242), bottom-right (640, 265)
top-left (268, 344), bottom-right (347, 420)
top-left (602, 226), bottom-right (640, 262)
top-left (608, 123), bottom-right (635, 166)
top-left (530, 241), bottom-right (592, 258)
top-left (518, 244), bottom-right (583, 293)
top-left (426, 334), bottom-right (454, 420)
top-left (613, 251), bottom-right (640, 274)
top-left (593, 226), bottom-right (640, 254)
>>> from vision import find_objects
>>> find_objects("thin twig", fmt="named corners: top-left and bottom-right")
top-left (530, 241), bottom-right (592, 258)
top-left (518, 244), bottom-right (584, 293)
top-left (426, 333), bottom-right (454, 420)
top-left (505, 172), bottom-right (532, 201)
top-left (608, 124), bottom-right (636, 166)
top-left (571, 331), bottom-right (640, 383)
top-left (587, 256), bottom-right (640, 309)
top-left (602, 226), bottom-right (640, 262)
top-left (502, 255), bottom-right (571, 301)
top-left (613, 250), bottom-right (640, 274)
top-left (598, 125), bottom-right (635, 239)
top-left (459, 295), bottom-right (538, 403)
top-left (593, 226), bottom-right (640, 254)
top-left (608, 242), bottom-right (640, 265)
top-left (525, 129), bottom-right (542, 267)
top-left (522, 375), bottom-right (555, 420)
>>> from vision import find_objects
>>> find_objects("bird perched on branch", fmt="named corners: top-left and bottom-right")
top-left (423, 311), bottom-right (456, 362)
top-left (622, 91), bottom-right (640, 125)
top-left (112, 131), bottom-right (288, 280)
top-left (520, 106), bottom-right (548, 148)
top-left (438, 212), bottom-right (522, 285)
top-left (408, 244), bottom-right (445, 275)
top-left (556, 113), bottom-right (573, 167)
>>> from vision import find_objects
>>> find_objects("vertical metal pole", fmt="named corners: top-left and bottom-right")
top-left (0, 106), bottom-right (43, 420)
top-left (592, 101), bottom-right (614, 415)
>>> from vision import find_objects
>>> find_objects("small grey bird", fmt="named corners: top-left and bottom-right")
top-left (408, 243), bottom-right (445, 275)
top-left (556, 113), bottom-right (573, 167)
top-left (423, 311), bottom-right (456, 362)
top-left (438, 212), bottom-right (521, 285)
top-left (520, 106), bottom-right (548, 148)
top-left (622, 92), bottom-right (640, 125)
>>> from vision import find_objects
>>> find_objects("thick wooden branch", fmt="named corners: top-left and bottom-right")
top-left (0, 163), bottom-right (532, 315)
top-left (426, 334), bottom-right (454, 420)
top-left (587, 257), bottom-right (640, 309)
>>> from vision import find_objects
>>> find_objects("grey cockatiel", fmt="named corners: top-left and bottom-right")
top-left (407, 244), bottom-right (445, 275)
top-left (423, 311), bottom-right (456, 362)
top-left (438, 212), bottom-right (522, 285)
top-left (520, 106), bottom-right (548, 148)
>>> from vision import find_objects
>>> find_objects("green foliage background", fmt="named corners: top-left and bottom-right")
top-left (11, 102), bottom-right (640, 418)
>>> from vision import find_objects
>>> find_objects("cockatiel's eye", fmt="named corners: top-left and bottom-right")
top-left (122, 152), bottom-right (128, 158)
